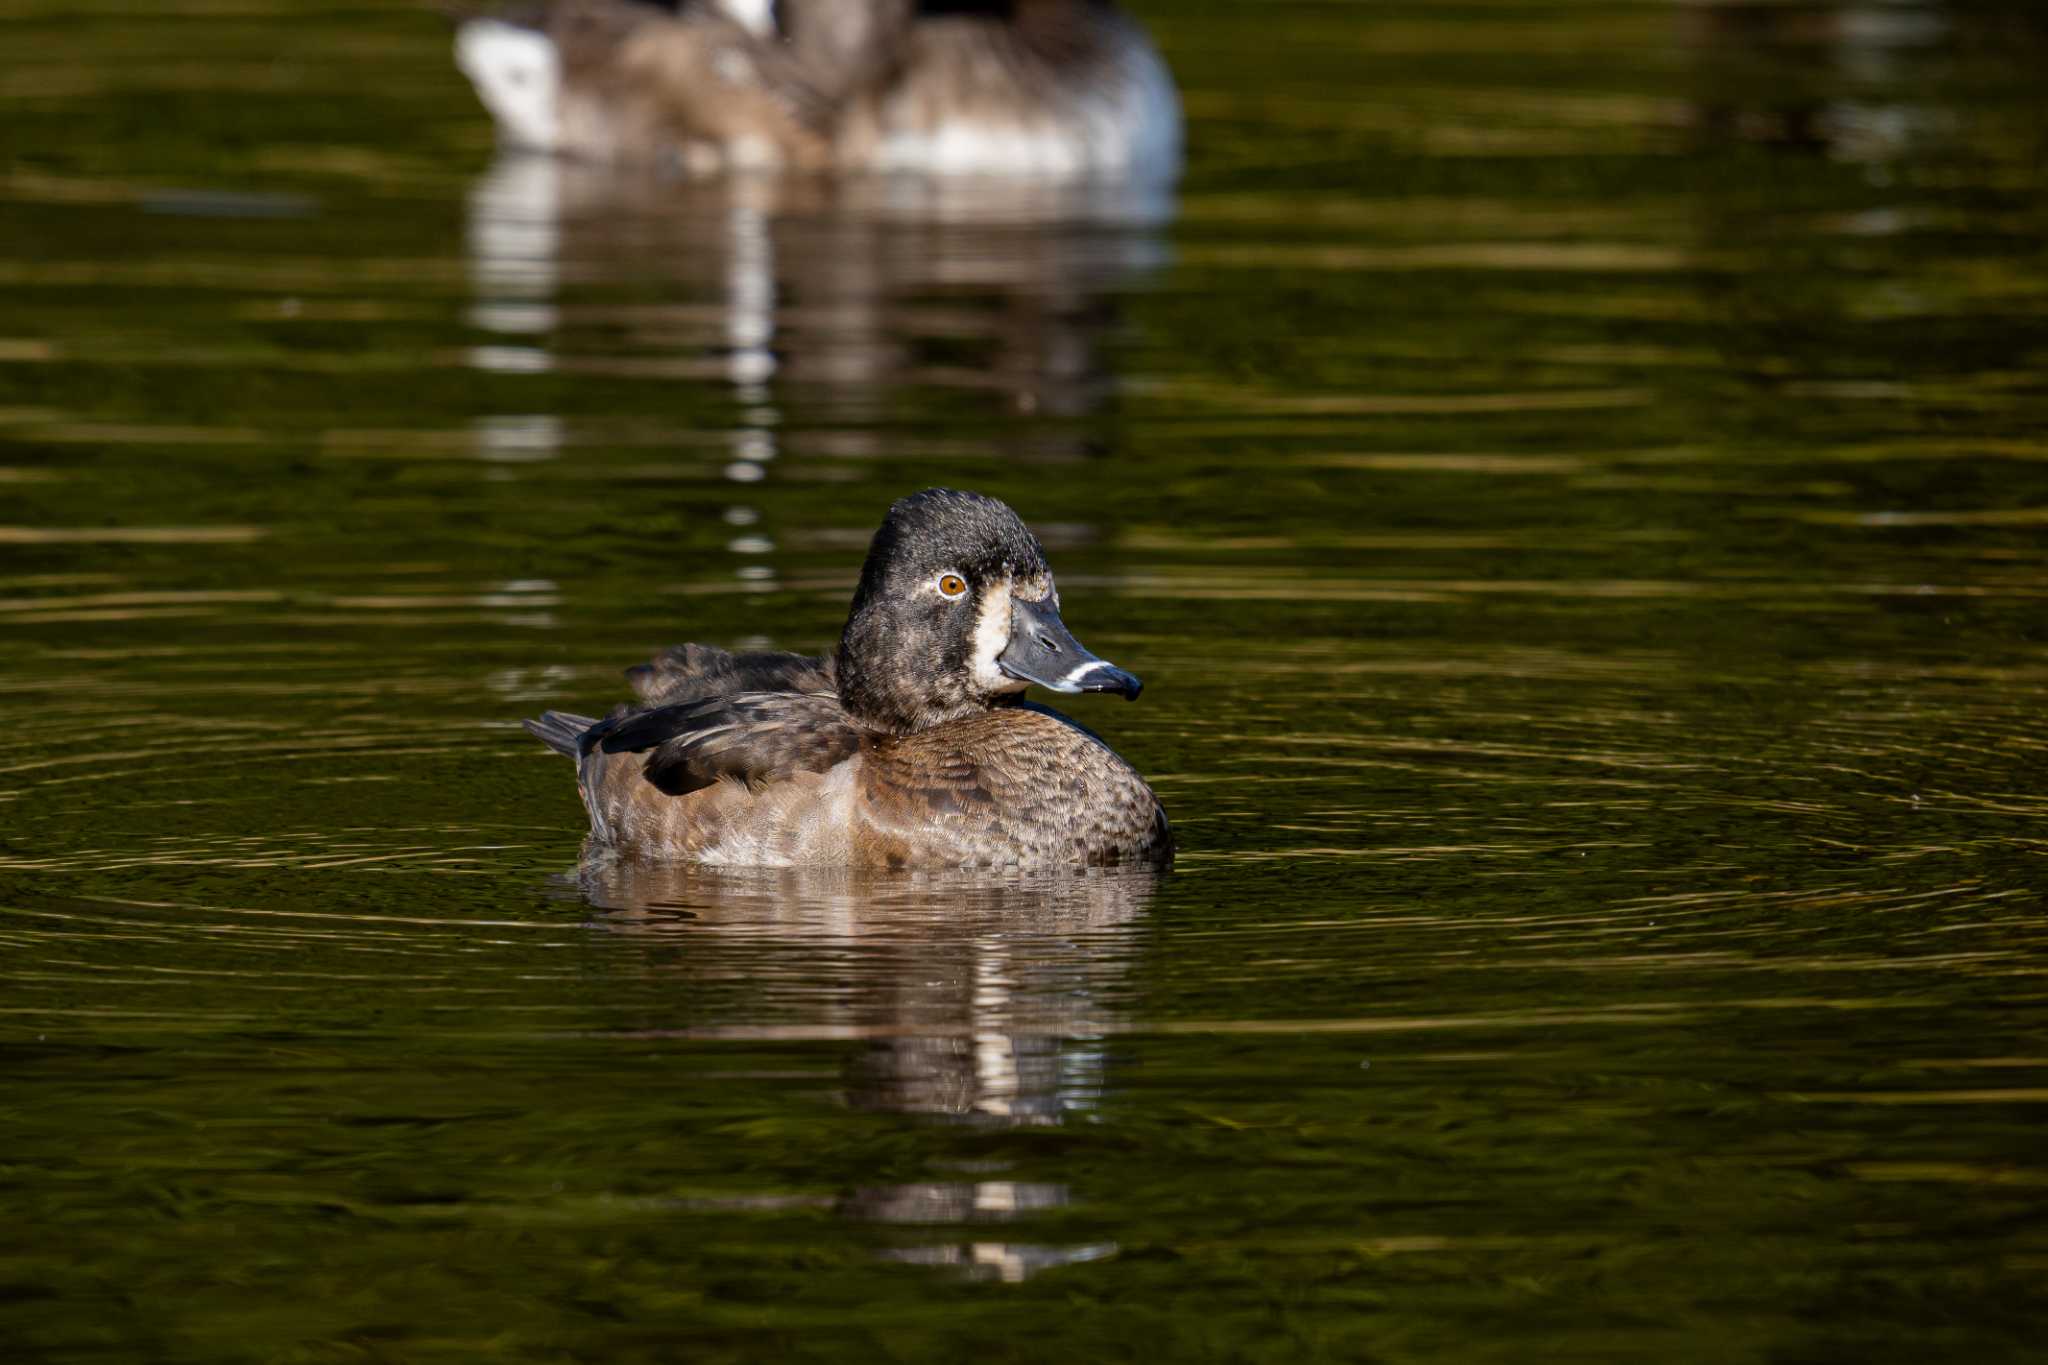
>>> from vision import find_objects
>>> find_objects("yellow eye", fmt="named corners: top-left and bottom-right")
top-left (937, 573), bottom-right (968, 598)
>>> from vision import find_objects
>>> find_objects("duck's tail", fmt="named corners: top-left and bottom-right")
top-left (524, 710), bottom-right (598, 758)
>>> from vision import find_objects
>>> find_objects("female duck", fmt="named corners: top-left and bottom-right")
top-left (525, 489), bottom-right (1172, 868)
top-left (456, 0), bottom-right (1181, 179)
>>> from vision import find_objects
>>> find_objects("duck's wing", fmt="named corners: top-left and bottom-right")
top-left (627, 644), bottom-right (836, 706)
top-left (589, 689), bottom-right (860, 796)
top-left (587, 0), bottom-right (920, 131)
top-left (523, 709), bottom-right (601, 757)
top-left (618, 4), bottom-right (841, 140)
top-left (775, 0), bottom-right (915, 105)
top-left (485, 0), bottom-right (836, 152)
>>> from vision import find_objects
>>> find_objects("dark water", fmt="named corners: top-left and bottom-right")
top-left (5, 1), bottom-right (2048, 1359)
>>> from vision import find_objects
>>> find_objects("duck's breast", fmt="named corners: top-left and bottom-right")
top-left (853, 707), bottom-right (1170, 868)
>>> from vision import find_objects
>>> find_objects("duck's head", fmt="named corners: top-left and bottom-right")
top-left (836, 488), bottom-right (1142, 735)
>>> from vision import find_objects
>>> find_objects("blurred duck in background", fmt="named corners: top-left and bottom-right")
top-left (453, 0), bottom-right (1181, 180)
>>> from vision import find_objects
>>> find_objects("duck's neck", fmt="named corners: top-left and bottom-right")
top-left (835, 658), bottom-right (954, 736)
top-left (835, 627), bottom-right (994, 736)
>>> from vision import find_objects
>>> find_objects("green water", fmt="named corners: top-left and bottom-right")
top-left (4, 1), bottom-right (2047, 1359)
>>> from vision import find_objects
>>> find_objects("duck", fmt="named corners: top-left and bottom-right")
top-left (454, 0), bottom-right (1181, 180)
top-left (524, 489), bottom-right (1172, 868)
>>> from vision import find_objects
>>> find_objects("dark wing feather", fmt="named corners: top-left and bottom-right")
top-left (592, 690), bottom-right (859, 796)
top-left (524, 709), bottom-right (599, 758)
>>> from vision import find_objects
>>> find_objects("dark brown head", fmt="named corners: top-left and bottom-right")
top-left (836, 488), bottom-right (1141, 735)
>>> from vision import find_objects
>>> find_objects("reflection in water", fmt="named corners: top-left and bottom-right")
top-left (574, 859), bottom-right (1156, 1278)
top-left (881, 1231), bottom-right (1117, 1284)
top-left (1679, 1), bottom-right (1956, 161)
top-left (465, 156), bottom-right (561, 377)
top-left (464, 154), bottom-right (1174, 407)
top-left (465, 155), bottom-right (1170, 587)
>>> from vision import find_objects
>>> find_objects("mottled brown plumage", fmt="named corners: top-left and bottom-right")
top-left (523, 489), bottom-right (1171, 869)
top-left (550, 0), bottom-right (833, 164)
top-left (455, 0), bottom-right (1181, 178)
top-left (857, 705), bottom-right (1170, 867)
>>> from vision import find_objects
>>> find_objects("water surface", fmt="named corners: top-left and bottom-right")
top-left (3, 1), bottom-right (2047, 1359)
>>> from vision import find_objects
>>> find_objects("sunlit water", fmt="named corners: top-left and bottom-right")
top-left (3, 2), bottom-right (2047, 1359)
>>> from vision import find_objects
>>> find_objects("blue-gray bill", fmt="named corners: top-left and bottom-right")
top-left (997, 595), bottom-right (1142, 700)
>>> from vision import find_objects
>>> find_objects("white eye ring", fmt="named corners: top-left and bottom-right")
top-left (935, 571), bottom-right (968, 599)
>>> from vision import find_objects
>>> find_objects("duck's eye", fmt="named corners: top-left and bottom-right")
top-left (936, 573), bottom-right (968, 599)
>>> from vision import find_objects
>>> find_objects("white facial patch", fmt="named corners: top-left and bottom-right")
top-left (455, 20), bottom-right (561, 153)
top-left (715, 0), bottom-right (778, 39)
top-left (970, 577), bottom-right (1024, 693)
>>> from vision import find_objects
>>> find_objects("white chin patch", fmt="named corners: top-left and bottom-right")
top-left (456, 20), bottom-right (560, 153)
top-left (971, 579), bottom-right (1023, 693)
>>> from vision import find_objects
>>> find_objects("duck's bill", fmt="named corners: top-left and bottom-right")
top-left (998, 596), bottom-right (1143, 700)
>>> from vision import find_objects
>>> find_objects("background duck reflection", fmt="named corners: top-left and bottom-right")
top-left (466, 156), bottom-right (1173, 399)
top-left (1679, 1), bottom-right (1957, 160)
top-left (464, 154), bottom-right (1171, 591)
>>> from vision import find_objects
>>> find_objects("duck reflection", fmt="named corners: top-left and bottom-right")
top-left (572, 859), bottom-right (1155, 1280)
top-left (464, 153), bottom-right (1172, 426)
top-left (1678, 1), bottom-right (1955, 161)
top-left (464, 154), bottom-right (1168, 589)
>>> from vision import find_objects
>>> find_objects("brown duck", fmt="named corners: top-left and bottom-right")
top-left (454, 0), bottom-right (1181, 179)
top-left (524, 489), bottom-right (1172, 868)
